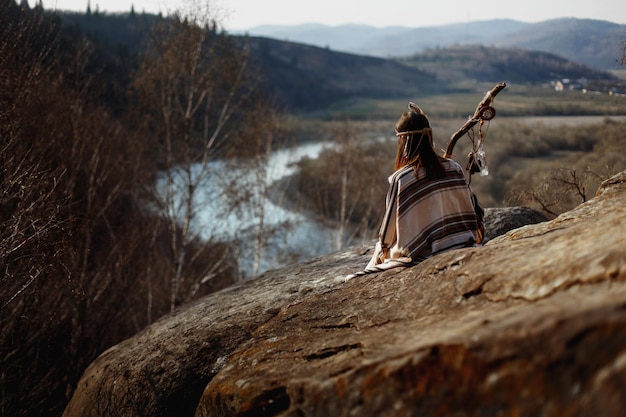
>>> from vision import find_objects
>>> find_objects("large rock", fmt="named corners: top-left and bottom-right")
top-left (483, 206), bottom-right (547, 241)
top-left (63, 173), bottom-right (626, 417)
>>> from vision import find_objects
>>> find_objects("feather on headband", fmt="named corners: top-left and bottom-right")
top-left (408, 101), bottom-right (426, 116)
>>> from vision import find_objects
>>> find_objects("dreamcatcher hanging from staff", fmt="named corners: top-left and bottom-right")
top-left (444, 82), bottom-right (507, 182)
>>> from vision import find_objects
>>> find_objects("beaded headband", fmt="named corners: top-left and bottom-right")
top-left (395, 128), bottom-right (431, 137)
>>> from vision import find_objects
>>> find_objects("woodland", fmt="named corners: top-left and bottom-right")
top-left (1, 1), bottom-right (625, 416)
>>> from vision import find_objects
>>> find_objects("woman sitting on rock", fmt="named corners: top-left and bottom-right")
top-left (346, 104), bottom-right (484, 280)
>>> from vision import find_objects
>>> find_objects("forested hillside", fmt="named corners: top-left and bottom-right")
top-left (245, 36), bottom-right (446, 110)
top-left (1, 3), bottom-right (272, 416)
top-left (399, 45), bottom-right (618, 86)
top-left (54, 11), bottom-right (449, 111)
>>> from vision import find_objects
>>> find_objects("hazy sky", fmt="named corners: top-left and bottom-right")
top-left (34, 0), bottom-right (626, 29)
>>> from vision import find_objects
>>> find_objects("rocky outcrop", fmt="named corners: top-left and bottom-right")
top-left (63, 172), bottom-right (626, 417)
top-left (483, 206), bottom-right (547, 241)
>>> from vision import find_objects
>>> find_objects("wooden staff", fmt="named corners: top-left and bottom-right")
top-left (443, 82), bottom-right (507, 158)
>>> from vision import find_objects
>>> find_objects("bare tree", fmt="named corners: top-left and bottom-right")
top-left (0, 4), bottom-right (164, 415)
top-left (293, 120), bottom-right (387, 251)
top-left (243, 108), bottom-right (279, 277)
top-left (0, 2), bottom-right (262, 415)
top-left (333, 120), bottom-right (368, 250)
top-left (133, 8), bottom-right (282, 306)
top-left (506, 166), bottom-right (613, 218)
top-left (229, 102), bottom-right (303, 277)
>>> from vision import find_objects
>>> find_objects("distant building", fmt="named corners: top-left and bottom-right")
top-left (553, 78), bottom-right (585, 92)
top-left (554, 80), bottom-right (565, 91)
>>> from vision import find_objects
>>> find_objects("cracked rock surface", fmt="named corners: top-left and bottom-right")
top-left (64, 172), bottom-right (626, 417)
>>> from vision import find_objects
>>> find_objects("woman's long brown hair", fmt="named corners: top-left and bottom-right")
top-left (394, 111), bottom-right (445, 178)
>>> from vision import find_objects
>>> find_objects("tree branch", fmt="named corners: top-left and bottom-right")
top-left (444, 82), bottom-right (507, 158)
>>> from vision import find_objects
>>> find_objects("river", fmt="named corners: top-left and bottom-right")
top-left (158, 141), bottom-right (347, 277)
top-left (224, 141), bottom-right (338, 276)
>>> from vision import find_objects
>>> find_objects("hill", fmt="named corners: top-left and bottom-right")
top-left (245, 18), bottom-right (626, 70)
top-left (51, 11), bottom-right (448, 112)
top-left (400, 44), bottom-right (618, 85)
top-left (245, 36), bottom-right (447, 111)
top-left (494, 18), bottom-right (626, 70)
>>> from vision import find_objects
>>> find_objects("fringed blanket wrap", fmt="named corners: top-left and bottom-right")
top-left (346, 159), bottom-right (483, 280)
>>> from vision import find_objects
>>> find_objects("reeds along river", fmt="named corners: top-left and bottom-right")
top-left (157, 141), bottom-right (346, 278)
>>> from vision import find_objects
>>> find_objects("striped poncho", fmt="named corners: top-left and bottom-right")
top-left (346, 159), bottom-right (482, 280)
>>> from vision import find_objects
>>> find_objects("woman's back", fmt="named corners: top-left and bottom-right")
top-left (345, 104), bottom-right (484, 280)
top-left (391, 158), bottom-right (481, 261)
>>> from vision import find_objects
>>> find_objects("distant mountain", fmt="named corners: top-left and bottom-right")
top-left (359, 20), bottom-right (530, 57)
top-left (244, 23), bottom-right (418, 54)
top-left (242, 18), bottom-right (626, 70)
top-left (493, 18), bottom-right (626, 70)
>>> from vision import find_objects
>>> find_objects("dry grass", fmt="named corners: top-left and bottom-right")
top-left (298, 82), bottom-right (626, 122)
